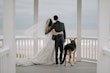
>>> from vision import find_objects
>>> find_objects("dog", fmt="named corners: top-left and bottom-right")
top-left (61, 39), bottom-right (76, 66)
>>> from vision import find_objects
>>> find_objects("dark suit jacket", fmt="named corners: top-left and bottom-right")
top-left (45, 21), bottom-right (66, 40)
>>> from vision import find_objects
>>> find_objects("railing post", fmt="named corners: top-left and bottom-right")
top-left (34, 0), bottom-right (39, 55)
top-left (3, 0), bottom-right (16, 73)
top-left (76, 0), bottom-right (82, 61)
top-left (97, 0), bottom-right (110, 73)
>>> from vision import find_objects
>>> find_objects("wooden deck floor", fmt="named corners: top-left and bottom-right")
top-left (16, 61), bottom-right (96, 73)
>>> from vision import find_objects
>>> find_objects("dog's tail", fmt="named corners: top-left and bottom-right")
top-left (61, 48), bottom-right (67, 64)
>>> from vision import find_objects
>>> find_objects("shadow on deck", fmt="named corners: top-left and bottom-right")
top-left (16, 61), bottom-right (96, 73)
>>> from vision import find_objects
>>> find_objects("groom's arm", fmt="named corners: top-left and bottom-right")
top-left (63, 23), bottom-right (66, 40)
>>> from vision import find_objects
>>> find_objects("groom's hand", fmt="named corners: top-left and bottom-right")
top-left (64, 39), bottom-right (66, 43)
top-left (45, 32), bottom-right (48, 34)
top-left (45, 30), bottom-right (50, 34)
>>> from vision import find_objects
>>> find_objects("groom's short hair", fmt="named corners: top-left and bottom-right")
top-left (54, 15), bottom-right (58, 20)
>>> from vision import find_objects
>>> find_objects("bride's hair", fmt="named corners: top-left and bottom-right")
top-left (48, 19), bottom-right (53, 27)
top-left (45, 18), bottom-right (53, 32)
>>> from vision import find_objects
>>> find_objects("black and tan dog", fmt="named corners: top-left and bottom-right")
top-left (61, 39), bottom-right (76, 66)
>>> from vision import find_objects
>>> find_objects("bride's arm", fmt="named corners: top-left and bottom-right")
top-left (52, 29), bottom-right (63, 35)
top-left (45, 26), bottom-right (51, 33)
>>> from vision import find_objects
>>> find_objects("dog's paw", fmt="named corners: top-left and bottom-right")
top-left (71, 64), bottom-right (74, 66)
top-left (68, 61), bottom-right (70, 63)
top-left (74, 62), bottom-right (76, 64)
top-left (60, 62), bottom-right (63, 64)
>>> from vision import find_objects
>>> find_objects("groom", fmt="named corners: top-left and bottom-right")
top-left (45, 15), bottom-right (66, 64)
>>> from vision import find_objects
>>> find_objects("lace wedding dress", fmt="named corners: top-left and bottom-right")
top-left (32, 33), bottom-right (55, 65)
top-left (16, 19), bottom-right (55, 66)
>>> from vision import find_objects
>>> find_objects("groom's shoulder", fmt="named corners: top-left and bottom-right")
top-left (54, 21), bottom-right (64, 25)
top-left (60, 22), bottom-right (64, 25)
top-left (58, 21), bottom-right (63, 23)
top-left (58, 21), bottom-right (64, 24)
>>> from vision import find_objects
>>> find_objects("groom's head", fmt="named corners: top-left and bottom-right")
top-left (54, 15), bottom-right (58, 21)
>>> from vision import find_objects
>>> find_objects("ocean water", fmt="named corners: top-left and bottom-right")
top-left (0, 29), bottom-right (98, 38)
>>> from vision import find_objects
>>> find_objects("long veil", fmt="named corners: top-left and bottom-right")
top-left (16, 19), bottom-right (52, 66)
top-left (24, 19), bottom-right (52, 47)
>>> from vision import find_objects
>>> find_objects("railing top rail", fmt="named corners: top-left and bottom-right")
top-left (103, 48), bottom-right (110, 57)
top-left (66, 37), bottom-right (98, 40)
top-left (0, 36), bottom-right (99, 39)
top-left (0, 48), bottom-right (9, 57)
top-left (0, 36), bottom-right (46, 40)
top-left (15, 36), bottom-right (45, 40)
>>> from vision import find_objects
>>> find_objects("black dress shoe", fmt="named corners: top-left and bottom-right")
top-left (56, 62), bottom-right (58, 64)
top-left (60, 61), bottom-right (63, 64)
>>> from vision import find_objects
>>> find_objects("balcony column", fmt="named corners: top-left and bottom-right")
top-left (76, 0), bottom-right (82, 61)
top-left (3, 0), bottom-right (16, 73)
top-left (97, 0), bottom-right (110, 73)
top-left (34, 0), bottom-right (39, 55)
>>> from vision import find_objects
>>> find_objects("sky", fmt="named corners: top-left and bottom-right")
top-left (0, 0), bottom-right (98, 36)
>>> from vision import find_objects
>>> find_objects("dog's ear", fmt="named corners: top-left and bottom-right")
top-left (70, 39), bottom-right (72, 41)
top-left (74, 38), bottom-right (77, 40)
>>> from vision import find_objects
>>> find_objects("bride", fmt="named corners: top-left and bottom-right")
top-left (16, 18), bottom-right (63, 66)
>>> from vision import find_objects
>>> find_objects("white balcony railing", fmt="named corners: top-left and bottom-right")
top-left (103, 48), bottom-right (110, 57)
top-left (0, 36), bottom-right (98, 61)
top-left (0, 48), bottom-right (9, 73)
top-left (0, 39), bottom-right (3, 48)
top-left (66, 37), bottom-right (98, 61)
top-left (16, 37), bottom-right (34, 59)
top-left (81, 37), bottom-right (98, 60)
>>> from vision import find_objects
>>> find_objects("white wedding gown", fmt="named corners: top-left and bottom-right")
top-left (32, 33), bottom-right (55, 65)
top-left (16, 33), bottom-right (55, 66)
top-left (16, 20), bottom-right (56, 66)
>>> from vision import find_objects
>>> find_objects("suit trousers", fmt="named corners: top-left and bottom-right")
top-left (54, 34), bottom-right (64, 64)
